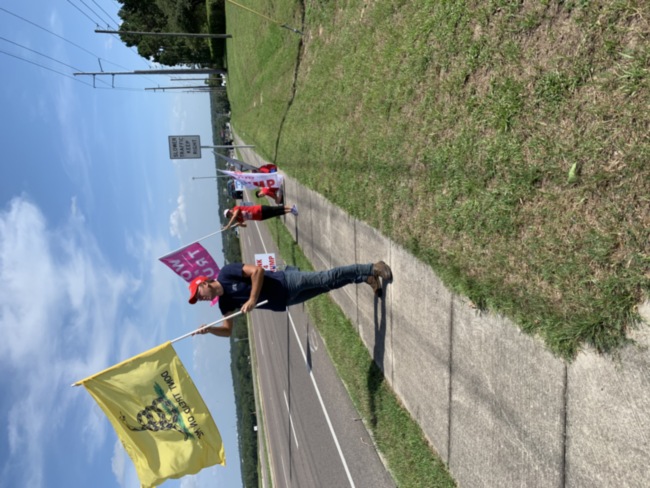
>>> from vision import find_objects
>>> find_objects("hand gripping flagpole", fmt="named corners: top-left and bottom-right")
top-left (170, 300), bottom-right (269, 344)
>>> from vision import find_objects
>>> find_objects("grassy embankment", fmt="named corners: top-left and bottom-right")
top-left (226, 0), bottom-right (649, 359)
top-left (221, 1), bottom-right (648, 486)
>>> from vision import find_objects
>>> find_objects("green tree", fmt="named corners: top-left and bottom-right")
top-left (117, 0), bottom-right (213, 66)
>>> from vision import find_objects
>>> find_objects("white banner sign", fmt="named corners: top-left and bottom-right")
top-left (218, 170), bottom-right (283, 189)
top-left (254, 253), bottom-right (277, 271)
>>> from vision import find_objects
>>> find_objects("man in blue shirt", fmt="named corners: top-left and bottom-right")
top-left (188, 261), bottom-right (392, 338)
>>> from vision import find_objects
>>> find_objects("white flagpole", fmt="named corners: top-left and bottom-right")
top-left (71, 300), bottom-right (269, 385)
top-left (170, 300), bottom-right (269, 344)
top-left (158, 229), bottom-right (227, 260)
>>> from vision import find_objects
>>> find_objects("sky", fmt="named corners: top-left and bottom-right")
top-left (0, 1), bottom-right (242, 487)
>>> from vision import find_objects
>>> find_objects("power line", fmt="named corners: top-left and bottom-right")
top-left (68, 0), bottom-right (116, 29)
top-left (0, 35), bottom-right (112, 89)
top-left (0, 49), bottom-right (93, 87)
top-left (0, 6), bottom-right (100, 59)
top-left (66, 0), bottom-right (101, 27)
top-left (62, 1), bottom-right (165, 74)
top-left (0, 48), bottom-right (147, 91)
top-left (0, 6), bottom-right (160, 86)
top-left (1, 35), bottom-right (81, 71)
top-left (66, 1), bottom-right (155, 72)
top-left (91, 0), bottom-right (121, 29)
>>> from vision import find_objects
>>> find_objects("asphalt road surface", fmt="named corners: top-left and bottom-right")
top-left (238, 211), bottom-right (396, 488)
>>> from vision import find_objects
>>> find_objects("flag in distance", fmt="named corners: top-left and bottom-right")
top-left (218, 169), bottom-right (283, 189)
top-left (75, 342), bottom-right (225, 488)
top-left (159, 242), bottom-right (220, 283)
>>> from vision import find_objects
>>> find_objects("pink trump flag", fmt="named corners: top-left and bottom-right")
top-left (159, 242), bottom-right (220, 283)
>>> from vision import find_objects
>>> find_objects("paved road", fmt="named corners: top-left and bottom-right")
top-left (238, 206), bottom-right (395, 488)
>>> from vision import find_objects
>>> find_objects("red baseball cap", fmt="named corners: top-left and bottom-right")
top-left (188, 276), bottom-right (210, 304)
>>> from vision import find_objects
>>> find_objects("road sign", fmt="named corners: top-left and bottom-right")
top-left (168, 135), bottom-right (202, 159)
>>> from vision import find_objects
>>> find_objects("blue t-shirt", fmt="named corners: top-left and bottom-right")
top-left (217, 263), bottom-right (288, 314)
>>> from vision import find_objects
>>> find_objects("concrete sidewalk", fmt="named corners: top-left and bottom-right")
top-left (235, 143), bottom-right (650, 487)
top-left (232, 135), bottom-right (650, 488)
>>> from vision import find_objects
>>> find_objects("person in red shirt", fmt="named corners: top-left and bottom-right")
top-left (255, 187), bottom-right (283, 204)
top-left (223, 203), bottom-right (298, 230)
top-left (257, 164), bottom-right (278, 173)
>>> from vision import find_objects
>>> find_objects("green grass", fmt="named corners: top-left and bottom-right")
top-left (225, 0), bottom-right (650, 359)
top-left (263, 214), bottom-right (456, 487)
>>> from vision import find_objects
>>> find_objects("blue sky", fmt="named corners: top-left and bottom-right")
top-left (0, 1), bottom-right (241, 487)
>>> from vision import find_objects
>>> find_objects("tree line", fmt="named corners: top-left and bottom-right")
top-left (117, 0), bottom-right (226, 67)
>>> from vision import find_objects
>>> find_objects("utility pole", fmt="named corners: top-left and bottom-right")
top-left (85, 30), bottom-right (230, 87)
top-left (96, 29), bottom-right (232, 39)
top-left (145, 86), bottom-right (225, 92)
top-left (74, 68), bottom-right (227, 87)
top-left (75, 68), bottom-right (226, 76)
top-left (204, 145), bottom-right (254, 149)
top-left (170, 77), bottom-right (210, 81)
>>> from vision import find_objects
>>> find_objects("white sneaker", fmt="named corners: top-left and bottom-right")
top-left (291, 204), bottom-right (299, 216)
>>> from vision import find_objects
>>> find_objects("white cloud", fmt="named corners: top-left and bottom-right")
top-left (103, 34), bottom-right (116, 52)
top-left (179, 475), bottom-right (201, 488)
top-left (171, 97), bottom-right (190, 133)
top-left (47, 7), bottom-right (62, 32)
top-left (53, 79), bottom-right (94, 207)
top-left (0, 199), bottom-right (55, 362)
top-left (111, 437), bottom-right (141, 488)
top-left (111, 439), bottom-right (127, 486)
top-left (169, 193), bottom-right (188, 238)
top-left (122, 229), bottom-right (178, 341)
top-left (0, 196), bottom-right (175, 488)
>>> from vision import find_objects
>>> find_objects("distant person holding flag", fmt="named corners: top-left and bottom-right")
top-left (188, 261), bottom-right (393, 338)
top-left (222, 203), bottom-right (298, 230)
top-left (255, 187), bottom-right (283, 204)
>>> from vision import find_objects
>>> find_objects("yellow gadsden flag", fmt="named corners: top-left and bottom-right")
top-left (75, 341), bottom-right (225, 488)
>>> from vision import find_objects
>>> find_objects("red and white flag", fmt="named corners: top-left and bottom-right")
top-left (218, 170), bottom-right (283, 189)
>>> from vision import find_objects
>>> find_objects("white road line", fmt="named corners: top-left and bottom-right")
top-left (284, 390), bottom-right (300, 449)
top-left (253, 219), bottom-right (356, 488)
top-left (254, 327), bottom-right (277, 488)
top-left (287, 312), bottom-right (356, 488)
top-left (253, 220), bottom-right (268, 253)
top-left (280, 453), bottom-right (288, 487)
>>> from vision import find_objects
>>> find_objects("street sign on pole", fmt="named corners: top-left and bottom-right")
top-left (168, 135), bottom-right (202, 159)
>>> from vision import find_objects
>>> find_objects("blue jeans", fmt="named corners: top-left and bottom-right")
top-left (284, 264), bottom-right (373, 306)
